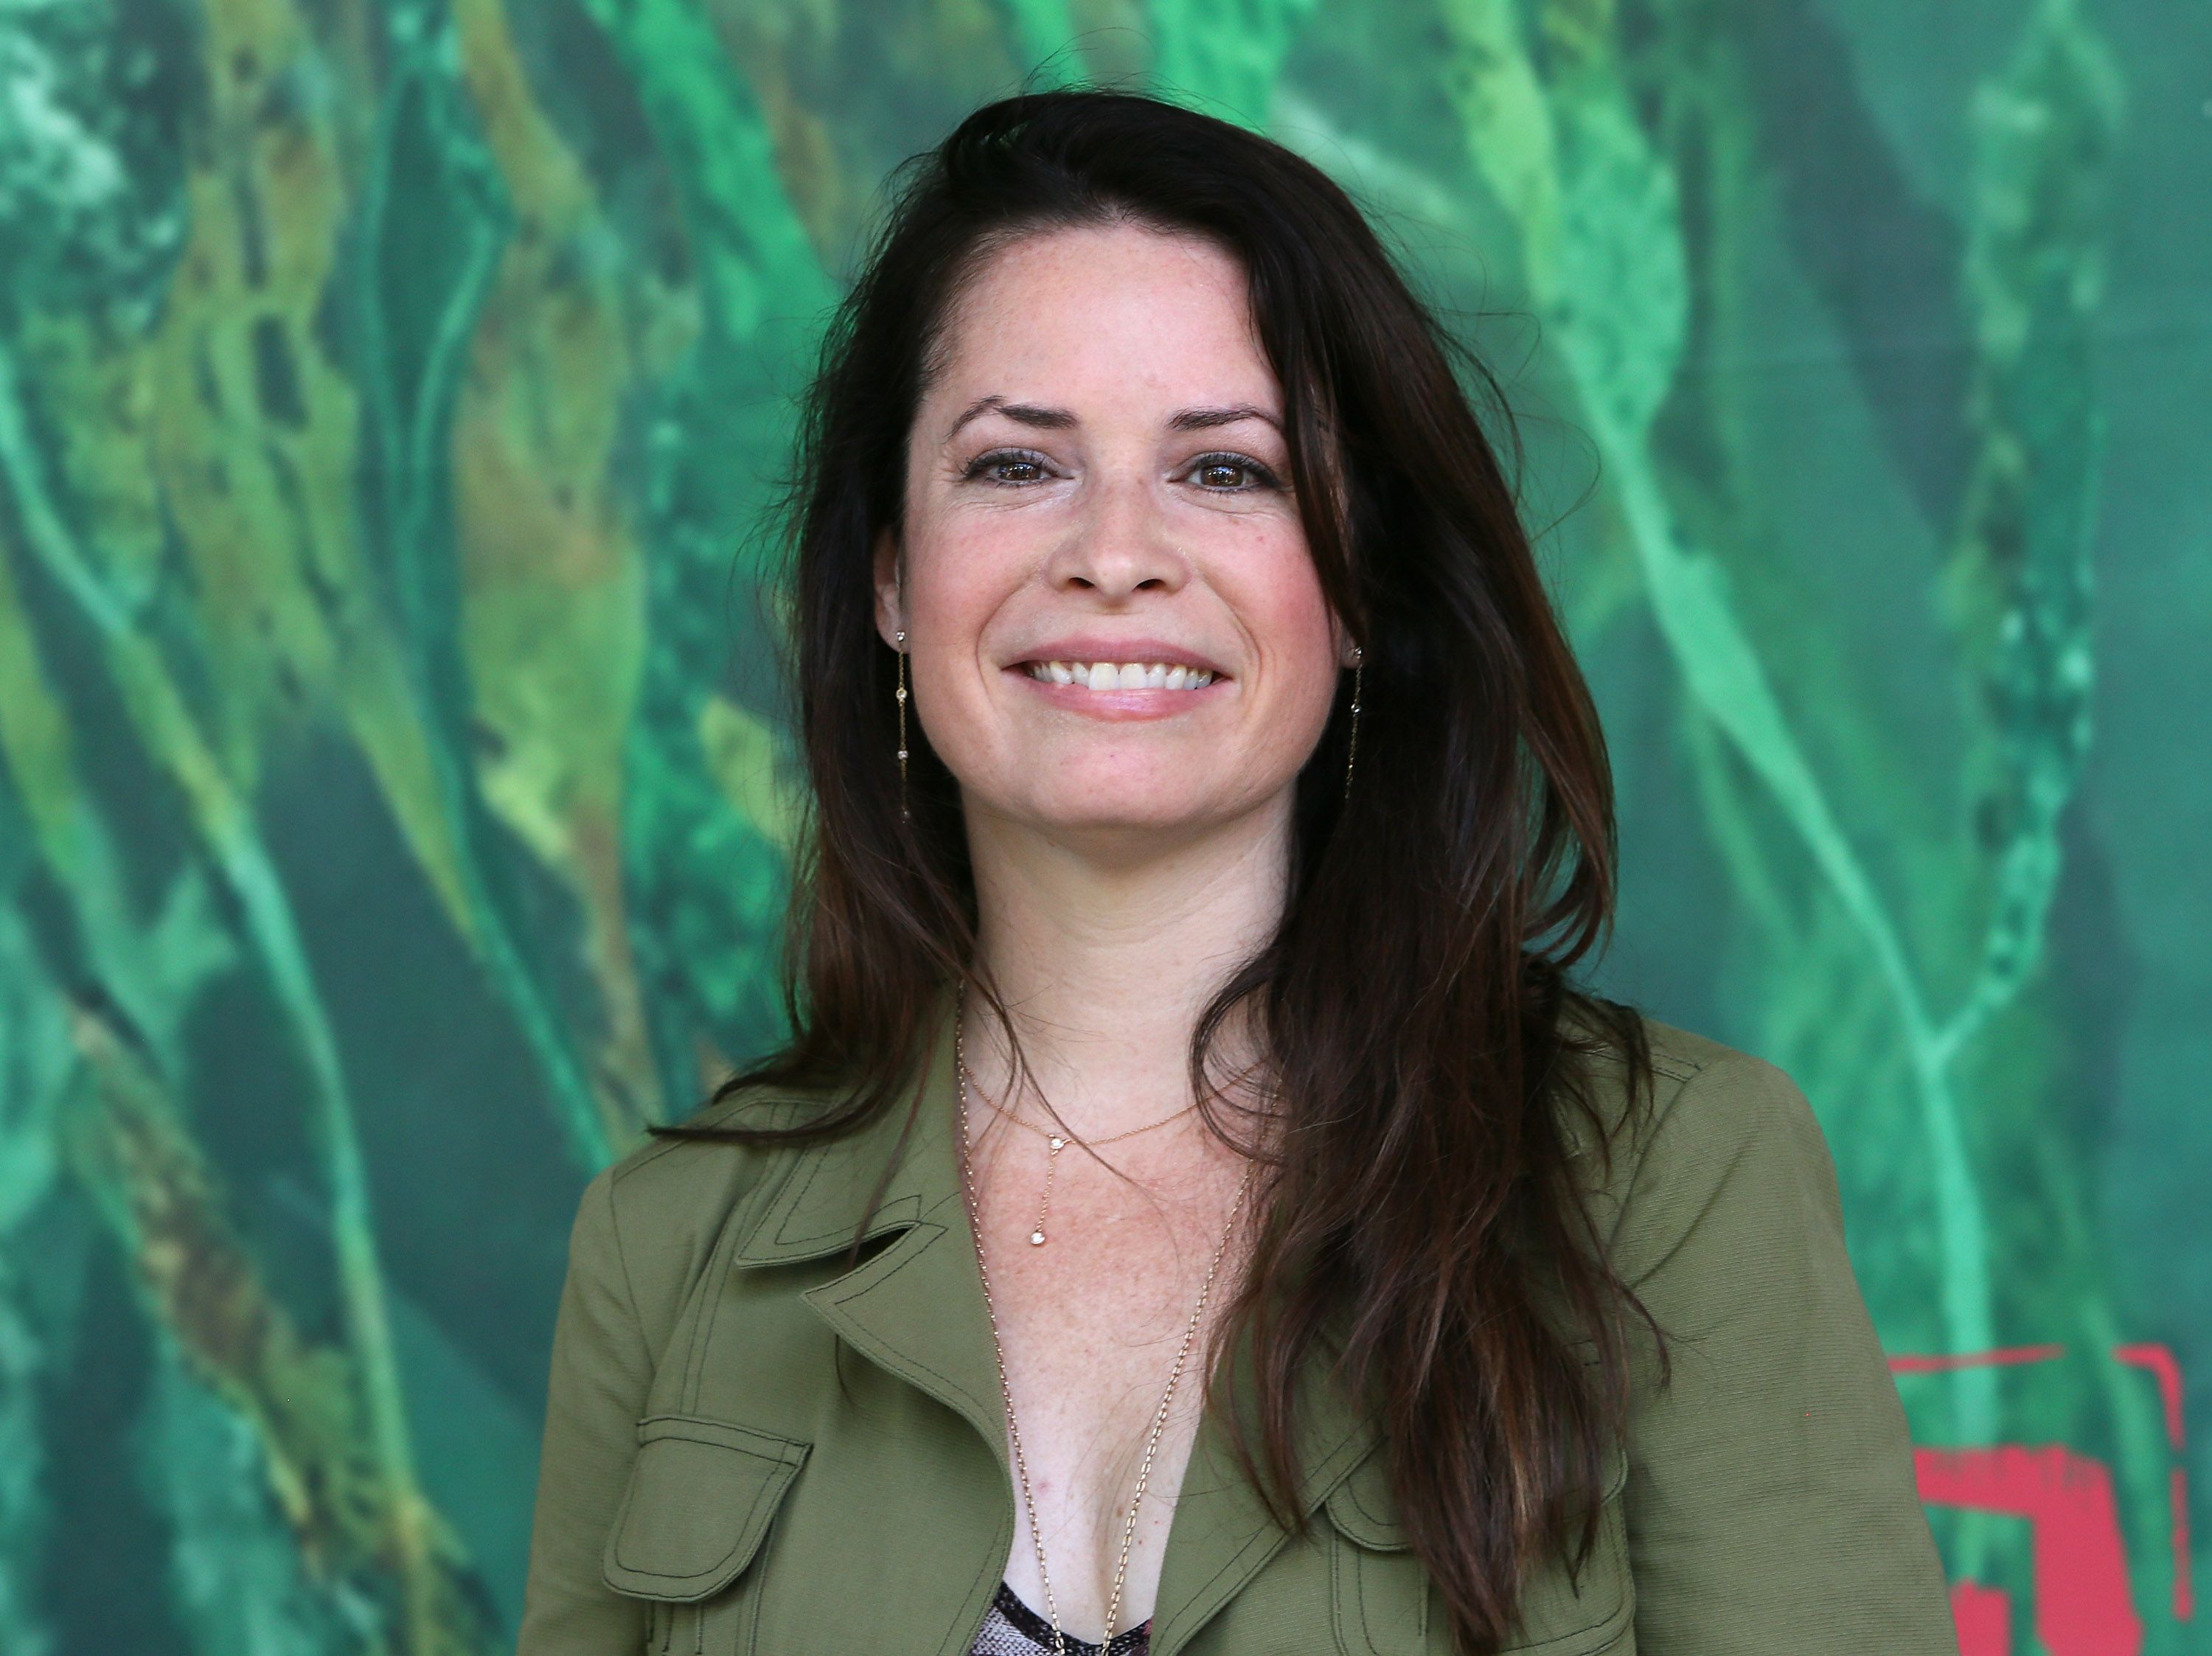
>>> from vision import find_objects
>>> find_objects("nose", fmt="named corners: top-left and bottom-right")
top-left (1044, 472), bottom-right (1189, 599)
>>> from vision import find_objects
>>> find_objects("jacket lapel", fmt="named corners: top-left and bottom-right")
top-left (1149, 1315), bottom-right (1382, 1655)
top-left (723, 985), bottom-right (1383, 1653)
top-left (728, 988), bottom-right (1009, 1467)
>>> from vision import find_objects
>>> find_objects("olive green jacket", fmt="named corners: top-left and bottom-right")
top-left (516, 1000), bottom-right (1957, 1655)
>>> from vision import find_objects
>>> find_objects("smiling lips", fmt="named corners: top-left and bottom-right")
top-left (1020, 658), bottom-right (1218, 692)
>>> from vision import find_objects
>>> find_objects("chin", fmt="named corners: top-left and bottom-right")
top-left (1071, 793), bottom-right (1293, 846)
top-left (1042, 800), bottom-right (1208, 836)
top-left (1004, 779), bottom-right (1216, 836)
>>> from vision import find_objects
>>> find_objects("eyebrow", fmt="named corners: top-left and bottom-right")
top-left (942, 395), bottom-right (1281, 442)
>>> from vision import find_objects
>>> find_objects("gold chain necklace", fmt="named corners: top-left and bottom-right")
top-left (956, 1054), bottom-right (1203, 1247)
top-left (953, 1001), bottom-right (1256, 1656)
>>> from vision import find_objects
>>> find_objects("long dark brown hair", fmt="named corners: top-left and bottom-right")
top-left (653, 87), bottom-right (1663, 1655)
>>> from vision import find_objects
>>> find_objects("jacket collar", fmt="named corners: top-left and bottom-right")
top-left (731, 987), bottom-right (1010, 1466)
top-left (727, 996), bottom-right (965, 1268)
top-left (726, 984), bottom-right (1383, 1656)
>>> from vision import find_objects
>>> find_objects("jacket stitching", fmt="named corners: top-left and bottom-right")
top-left (1340, 1464), bottom-right (1396, 1539)
top-left (1330, 1529), bottom-right (1357, 1655)
top-left (636, 1416), bottom-right (809, 1461)
top-left (680, 1154), bottom-right (809, 1410)
top-left (610, 1446), bottom-right (791, 1584)
top-left (940, 1518), bottom-right (1008, 1656)
top-left (1501, 1507), bottom-right (1632, 1652)
top-left (1169, 1430), bottom-right (1373, 1647)
top-left (747, 1149), bottom-right (813, 1245)
top-left (1178, 1528), bottom-right (1287, 1647)
top-left (789, 1208), bottom-right (1008, 1656)
top-left (1357, 1545), bottom-right (1400, 1653)
top-left (815, 1226), bottom-right (995, 1424)
top-left (775, 1194), bottom-right (925, 1252)
top-left (682, 1194), bottom-right (751, 1414)
top-left (772, 1149), bottom-right (947, 1252)
top-left (599, 1173), bottom-right (653, 1384)
top-left (747, 1183), bottom-right (1008, 1656)
top-left (773, 1144), bottom-right (839, 1246)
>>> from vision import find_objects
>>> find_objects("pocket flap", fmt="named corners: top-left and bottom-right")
top-left (1503, 1448), bottom-right (1633, 1655)
top-left (1326, 1446), bottom-right (1633, 1655)
top-left (1324, 1449), bottom-right (1409, 1552)
top-left (600, 1415), bottom-right (810, 1601)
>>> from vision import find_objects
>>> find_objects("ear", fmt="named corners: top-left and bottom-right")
top-left (872, 526), bottom-right (905, 650)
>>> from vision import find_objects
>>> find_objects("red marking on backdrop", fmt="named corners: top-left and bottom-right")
top-left (2112, 1343), bottom-right (2194, 1622)
top-left (1950, 1579), bottom-right (2012, 1656)
top-left (2112, 1344), bottom-right (2187, 1445)
top-left (1891, 1345), bottom-right (2069, 1374)
top-left (1890, 1342), bottom-right (2194, 1651)
top-left (1916, 1445), bottom-right (2143, 1655)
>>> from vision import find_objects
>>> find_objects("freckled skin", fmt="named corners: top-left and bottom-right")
top-left (869, 226), bottom-right (1356, 1640)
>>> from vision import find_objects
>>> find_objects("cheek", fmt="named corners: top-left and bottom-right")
top-left (1248, 555), bottom-right (1342, 714)
top-left (900, 525), bottom-right (1013, 727)
top-left (903, 507), bottom-right (997, 639)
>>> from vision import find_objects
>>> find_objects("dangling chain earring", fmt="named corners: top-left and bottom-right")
top-left (1342, 644), bottom-right (1364, 804)
top-left (894, 629), bottom-right (911, 821)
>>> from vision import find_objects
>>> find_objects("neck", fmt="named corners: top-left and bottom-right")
top-left (957, 791), bottom-right (1293, 1141)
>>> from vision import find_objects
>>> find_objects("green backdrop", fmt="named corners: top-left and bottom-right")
top-left (0, 1), bottom-right (2202, 1652)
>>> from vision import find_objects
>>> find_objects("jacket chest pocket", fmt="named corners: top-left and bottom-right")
top-left (1322, 1450), bottom-right (1634, 1656)
top-left (600, 1414), bottom-right (810, 1656)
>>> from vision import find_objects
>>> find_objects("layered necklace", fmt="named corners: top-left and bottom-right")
top-left (956, 1054), bottom-right (1203, 1248)
top-left (953, 998), bottom-right (1256, 1656)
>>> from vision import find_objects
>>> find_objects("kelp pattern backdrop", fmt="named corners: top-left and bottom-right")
top-left (0, 0), bottom-right (2202, 1650)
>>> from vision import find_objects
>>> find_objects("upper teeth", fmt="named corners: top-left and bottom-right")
top-left (1024, 661), bottom-right (1214, 690)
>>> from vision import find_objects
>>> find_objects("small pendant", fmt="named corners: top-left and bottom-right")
top-left (1030, 1137), bottom-right (1062, 1246)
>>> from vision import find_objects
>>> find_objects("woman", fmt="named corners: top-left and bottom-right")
top-left (518, 88), bottom-right (1955, 1656)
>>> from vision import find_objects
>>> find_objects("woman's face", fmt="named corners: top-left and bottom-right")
top-left (876, 223), bottom-right (1350, 850)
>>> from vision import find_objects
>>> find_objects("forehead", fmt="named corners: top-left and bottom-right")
top-left (923, 224), bottom-right (1279, 417)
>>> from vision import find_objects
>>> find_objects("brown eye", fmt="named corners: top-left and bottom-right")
top-left (963, 449), bottom-right (1052, 485)
top-left (1188, 452), bottom-right (1282, 492)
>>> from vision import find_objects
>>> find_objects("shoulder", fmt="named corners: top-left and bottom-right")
top-left (1557, 1004), bottom-right (1844, 1262)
